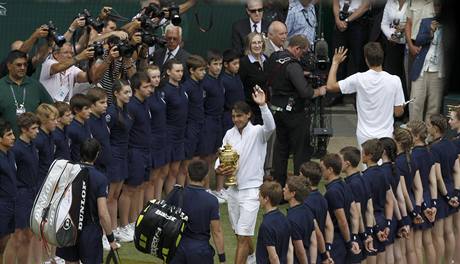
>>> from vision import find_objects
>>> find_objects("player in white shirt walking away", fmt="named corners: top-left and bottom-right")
top-left (216, 85), bottom-right (275, 264)
top-left (326, 42), bottom-right (406, 146)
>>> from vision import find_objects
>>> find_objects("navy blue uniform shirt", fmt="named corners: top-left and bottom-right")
top-left (345, 172), bottom-right (371, 221)
top-left (67, 119), bottom-right (92, 163)
top-left (202, 74), bottom-right (225, 117)
top-left (430, 138), bottom-right (457, 193)
top-left (305, 190), bottom-right (328, 235)
top-left (34, 128), bottom-right (55, 183)
top-left (453, 133), bottom-right (460, 155)
top-left (412, 146), bottom-right (434, 196)
top-left (85, 165), bottom-right (108, 224)
top-left (164, 82), bottom-right (188, 144)
top-left (362, 166), bottom-right (390, 213)
top-left (147, 89), bottom-right (167, 145)
top-left (381, 162), bottom-right (400, 194)
top-left (106, 104), bottom-right (133, 149)
top-left (87, 114), bottom-right (112, 171)
top-left (182, 77), bottom-right (204, 124)
top-left (325, 178), bottom-right (353, 234)
top-left (0, 149), bottom-right (16, 199)
top-left (256, 209), bottom-right (290, 264)
top-left (169, 185), bottom-right (219, 241)
top-left (11, 139), bottom-right (39, 189)
top-left (287, 203), bottom-right (315, 264)
top-left (52, 127), bottom-right (70, 160)
top-left (396, 153), bottom-right (416, 194)
top-left (221, 71), bottom-right (245, 111)
top-left (127, 96), bottom-right (151, 149)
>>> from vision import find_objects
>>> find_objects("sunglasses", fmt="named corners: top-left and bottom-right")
top-left (248, 8), bottom-right (264, 13)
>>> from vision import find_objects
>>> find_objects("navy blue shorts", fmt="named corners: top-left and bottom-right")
top-left (151, 147), bottom-right (168, 169)
top-left (198, 116), bottom-right (222, 156)
top-left (184, 122), bottom-right (203, 159)
top-left (0, 199), bottom-right (15, 237)
top-left (125, 148), bottom-right (151, 186)
top-left (374, 213), bottom-right (387, 253)
top-left (331, 233), bottom-right (347, 264)
top-left (167, 143), bottom-right (185, 163)
top-left (56, 223), bottom-right (103, 263)
top-left (348, 237), bottom-right (365, 263)
top-left (107, 146), bottom-right (128, 183)
top-left (15, 187), bottom-right (36, 229)
top-left (170, 238), bottom-right (215, 264)
top-left (386, 217), bottom-right (397, 245)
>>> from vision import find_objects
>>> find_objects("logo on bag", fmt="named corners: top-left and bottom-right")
top-left (151, 227), bottom-right (162, 253)
top-left (78, 180), bottom-right (87, 230)
top-left (63, 218), bottom-right (72, 230)
top-left (0, 3), bottom-right (6, 16)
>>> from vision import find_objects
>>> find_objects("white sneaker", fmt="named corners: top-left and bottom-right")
top-left (129, 222), bottom-right (136, 237)
top-left (247, 253), bottom-right (256, 264)
top-left (103, 235), bottom-right (121, 251)
top-left (115, 225), bottom-right (133, 243)
top-left (211, 190), bottom-right (227, 204)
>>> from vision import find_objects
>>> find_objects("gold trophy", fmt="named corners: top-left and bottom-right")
top-left (218, 143), bottom-right (239, 186)
top-left (447, 105), bottom-right (459, 114)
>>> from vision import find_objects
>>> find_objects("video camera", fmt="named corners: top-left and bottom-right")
top-left (77, 9), bottom-right (105, 33)
top-left (299, 36), bottom-right (329, 88)
top-left (46, 21), bottom-right (66, 47)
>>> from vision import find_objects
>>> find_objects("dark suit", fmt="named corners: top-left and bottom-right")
top-left (410, 18), bottom-right (435, 81)
top-left (231, 18), bottom-right (269, 55)
top-left (152, 47), bottom-right (191, 72)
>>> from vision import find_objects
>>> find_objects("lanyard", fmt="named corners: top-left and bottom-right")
top-left (9, 84), bottom-right (26, 109)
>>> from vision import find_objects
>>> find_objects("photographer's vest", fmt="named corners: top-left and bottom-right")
top-left (268, 51), bottom-right (309, 112)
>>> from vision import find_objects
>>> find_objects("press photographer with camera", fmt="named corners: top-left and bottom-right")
top-left (39, 43), bottom-right (95, 102)
top-left (269, 35), bottom-right (326, 192)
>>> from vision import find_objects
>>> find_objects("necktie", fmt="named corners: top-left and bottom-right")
top-left (253, 24), bottom-right (258, 33)
top-left (164, 51), bottom-right (173, 64)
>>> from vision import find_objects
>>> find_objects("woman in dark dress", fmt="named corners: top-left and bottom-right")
top-left (239, 32), bottom-right (269, 125)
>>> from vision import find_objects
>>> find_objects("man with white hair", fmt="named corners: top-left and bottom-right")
top-left (264, 21), bottom-right (288, 57)
top-left (152, 24), bottom-right (190, 72)
top-left (231, 0), bottom-right (269, 55)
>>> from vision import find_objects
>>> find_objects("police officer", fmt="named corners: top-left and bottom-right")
top-left (268, 34), bottom-right (326, 191)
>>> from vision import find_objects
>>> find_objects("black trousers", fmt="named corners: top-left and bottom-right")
top-left (272, 110), bottom-right (311, 188)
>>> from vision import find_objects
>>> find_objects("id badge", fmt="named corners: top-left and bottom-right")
top-left (16, 105), bottom-right (26, 116)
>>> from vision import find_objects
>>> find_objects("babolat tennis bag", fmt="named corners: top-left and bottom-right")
top-left (30, 160), bottom-right (90, 247)
top-left (134, 185), bottom-right (188, 263)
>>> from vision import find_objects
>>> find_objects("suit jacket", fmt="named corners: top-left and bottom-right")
top-left (410, 18), bottom-right (435, 81)
top-left (152, 47), bottom-right (190, 72)
top-left (231, 18), bottom-right (269, 55)
top-left (263, 38), bottom-right (287, 58)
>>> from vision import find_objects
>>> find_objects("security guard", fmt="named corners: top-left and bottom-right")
top-left (268, 34), bottom-right (326, 190)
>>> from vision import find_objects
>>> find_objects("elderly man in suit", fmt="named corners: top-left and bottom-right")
top-left (264, 21), bottom-right (288, 57)
top-left (232, 0), bottom-right (269, 55)
top-left (152, 24), bottom-right (190, 72)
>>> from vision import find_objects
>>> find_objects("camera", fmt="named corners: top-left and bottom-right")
top-left (89, 42), bottom-right (105, 58)
top-left (144, 3), bottom-right (165, 19)
top-left (339, 0), bottom-right (351, 21)
top-left (168, 4), bottom-right (181, 26)
top-left (78, 9), bottom-right (105, 33)
top-left (140, 30), bottom-right (167, 47)
top-left (46, 21), bottom-right (66, 47)
top-left (108, 37), bottom-right (135, 58)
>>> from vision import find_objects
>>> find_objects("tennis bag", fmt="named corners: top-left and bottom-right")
top-left (30, 159), bottom-right (90, 248)
top-left (134, 186), bottom-right (188, 263)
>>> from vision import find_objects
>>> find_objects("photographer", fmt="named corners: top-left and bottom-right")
top-left (90, 34), bottom-right (138, 104)
top-left (269, 35), bottom-right (326, 190)
top-left (39, 43), bottom-right (95, 102)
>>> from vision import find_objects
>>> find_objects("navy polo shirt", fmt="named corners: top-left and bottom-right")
top-left (202, 74), bottom-right (224, 117)
top-left (256, 209), bottom-right (290, 264)
top-left (452, 133), bottom-right (460, 155)
top-left (87, 114), bottom-right (112, 172)
top-left (324, 178), bottom-right (353, 234)
top-left (182, 77), bottom-right (204, 124)
top-left (287, 204), bottom-right (315, 264)
top-left (163, 82), bottom-right (188, 144)
top-left (147, 89), bottom-right (166, 148)
top-left (34, 128), bottom-right (55, 183)
top-left (85, 165), bottom-right (108, 224)
top-left (67, 119), bottom-right (92, 163)
top-left (221, 71), bottom-right (245, 111)
top-left (53, 127), bottom-right (70, 160)
top-left (0, 149), bottom-right (16, 200)
top-left (431, 138), bottom-right (457, 191)
top-left (362, 166), bottom-right (390, 213)
top-left (395, 153), bottom-right (415, 192)
top-left (11, 139), bottom-right (39, 189)
top-left (344, 172), bottom-right (370, 220)
top-left (411, 146), bottom-right (434, 192)
top-left (380, 162), bottom-right (400, 193)
top-left (106, 104), bottom-right (133, 149)
top-left (169, 185), bottom-right (219, 241)
top-left (127, 96), bottom-right (151, 149)
top-left (305, 190), bottom-right (328, 235)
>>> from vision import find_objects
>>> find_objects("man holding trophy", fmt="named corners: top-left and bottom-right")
top-left (216, 85), bottom-right (275, 264)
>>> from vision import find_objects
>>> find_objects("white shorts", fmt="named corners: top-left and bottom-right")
top-left (227, 187), bottom-right (260, 236)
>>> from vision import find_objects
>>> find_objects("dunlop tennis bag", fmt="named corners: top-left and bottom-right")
top-left (30, 159), bottom-right (90, 247)
top-left (134, 185), bottom-right (188, 263)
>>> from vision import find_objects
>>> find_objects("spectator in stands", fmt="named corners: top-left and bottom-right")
top-left (152, 25), bottom-right (190, 73)
top-left (239, 32), bottom-right (268, 125)
top-left (232, 0), bottom-right (269, 55)
top-left (264, 21), bottom-right (288, 58)
top-left (285, 0), bottom-right (317, 47)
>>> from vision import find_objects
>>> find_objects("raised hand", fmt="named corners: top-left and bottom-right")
top-left (252, 85), bottom-right (266, 106)
top-left (332, 46), bottom-right (348, 65)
